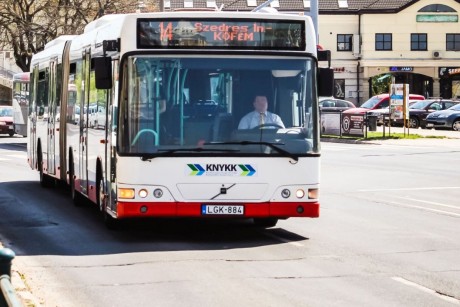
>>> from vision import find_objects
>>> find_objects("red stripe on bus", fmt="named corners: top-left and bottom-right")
top-left (116, 201), bottom-right (319, 219)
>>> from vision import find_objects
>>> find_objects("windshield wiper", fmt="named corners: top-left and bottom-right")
top-left (204, 141), bottom-right (299, 162)
top-left (140, 147), bottom-right (239, 161)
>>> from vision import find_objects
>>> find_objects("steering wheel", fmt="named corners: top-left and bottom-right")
top-left (131, 129), bottom-right (159, 146)
top-left (252, 123), bottom-right (283, 130)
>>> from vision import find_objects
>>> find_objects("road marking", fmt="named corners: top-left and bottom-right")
top-left (393, 196), bottom-right (460, 210)
top-left (260, 231), bottom-right (304, 247)
top-left (358, 187), bottom-right (460, 192)
top-left (392, 276), bottom-right (460, 305)
top-left (6, 154), bottom-right (27, 159)
top-left (385, 200), bottom-right (460, 218)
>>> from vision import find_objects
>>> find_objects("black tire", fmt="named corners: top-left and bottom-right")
top-left (69, 158), bottom-right (84, 206)
top-left (96, 175), bottom-right (104, 212)
top-left (104, 211), bottom-right (121, 230)
top-left (253, 218), bottom-right (278, 228)
top-left (96, 175), bottom-right (120, 230)
top-left (8, 131), bottom-right (14, 137)
top-left (38, 150), bottom-right (54, 188)
top-left (409, 117), bottom-right (419, 129)
top-left (452, 119), bottom-right (460, 131)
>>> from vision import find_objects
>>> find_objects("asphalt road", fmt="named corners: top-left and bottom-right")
top-left (0, 134), bottom-right (459, 306)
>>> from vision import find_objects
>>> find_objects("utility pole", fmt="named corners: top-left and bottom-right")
top-left (311, 0), bottom-right (319, 42)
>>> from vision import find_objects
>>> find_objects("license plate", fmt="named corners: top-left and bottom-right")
top-left (8, 125), bottom-right (13, 129)
top-left (426, 123), bottom-right (434, 127)
top-left (202, 205), bottom-right (244, 215)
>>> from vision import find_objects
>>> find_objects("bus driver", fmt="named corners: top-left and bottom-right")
top-left (238, 95), bottom-right (285, 129)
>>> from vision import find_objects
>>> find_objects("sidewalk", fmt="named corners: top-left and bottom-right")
top-left (376, 125), bottom-right (460, 139)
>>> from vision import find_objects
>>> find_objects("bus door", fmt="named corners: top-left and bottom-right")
top-left (29, 66), bottom-right (39, 169)
top-left (79, 50), bottom-right (90, 194)
top-left (47, 58), bottom-right (58, 175)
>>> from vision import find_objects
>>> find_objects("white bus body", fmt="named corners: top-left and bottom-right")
top-left (28, 11), bottom-right (333, 228)
top-left (12, 72), bottom-right (30, 137)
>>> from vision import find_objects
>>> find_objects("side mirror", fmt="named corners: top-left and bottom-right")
top-left (93, 57), bottom-right (112, 90)
top-left (318, 68), bottom-right (334, 97)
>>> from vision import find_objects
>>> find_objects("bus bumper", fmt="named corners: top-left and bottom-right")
top-left (116, 201), bottom-right (319, 219)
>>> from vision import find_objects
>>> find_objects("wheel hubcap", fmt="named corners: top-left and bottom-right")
top-left (453, 121), bottom-right (460, 131)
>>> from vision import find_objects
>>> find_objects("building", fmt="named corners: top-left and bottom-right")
top-left (165, 0), bottom-right (460, 104)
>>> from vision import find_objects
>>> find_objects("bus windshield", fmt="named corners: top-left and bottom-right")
top-left (118, 56), bottom-right (318, 156)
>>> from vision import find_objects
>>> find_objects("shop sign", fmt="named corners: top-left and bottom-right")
top-left (439, 67), bottom-right (460, 78)
top-left (390, 67), bottom-right (413, 72)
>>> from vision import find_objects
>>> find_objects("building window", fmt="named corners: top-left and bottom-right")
top-left (338, 0), bottom-right (348, 9)
top-left (334, 79), bottom-right (345, 98)
top-left (375, 33), bottom-right (392, 51)
top-left (418, 4), bottom-right (456, 12)
top-left (184, 0), bottom-right (193, 8)
top-left (270, 0), bottom-right (280, 8)
top-left (447, 34), bottom-right (460, 51)
top-left (411, 34), bottom-right (427, 51)
top-left (337, 34), bottom-right (352, 51)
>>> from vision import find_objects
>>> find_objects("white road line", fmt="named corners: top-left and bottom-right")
top-left (392, 276), bottom-right (460, 305)
top-left (358, 187), bottom-right (460, 192)
top-left (6, 154), bottom-right (27, 159)
top-left (260, 231), bottom-right (304, 247)
top-left (393, 196), bottom-right (460, 210)
top-left (386, 200), bottom-right (460, 218)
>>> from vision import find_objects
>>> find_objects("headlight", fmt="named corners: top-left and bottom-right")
top-left (138, 189), bottom-right (148, 198)
top-left (295, 189), bottom-right (305, 198)
top-left (0, 121), bottom-right (6, 125)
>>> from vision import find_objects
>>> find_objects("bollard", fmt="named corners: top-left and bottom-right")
top-left (0, 248), bottom-right (22, 307)
top-left (0, 249), bottom-right (15, 277)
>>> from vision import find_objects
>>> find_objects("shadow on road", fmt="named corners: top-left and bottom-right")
top-left (0, 141), bottom-right (27, 152)
top-left (0, 180), bottom-right (309, 257)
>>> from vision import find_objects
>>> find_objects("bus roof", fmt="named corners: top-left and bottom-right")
top-left (33, 11), bottom-right (317, 66)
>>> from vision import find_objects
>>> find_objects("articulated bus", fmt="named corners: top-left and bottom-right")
top-left (12, 72), bottom-right (30, 136)
top-left (28, 11), bottom-right (333, 228)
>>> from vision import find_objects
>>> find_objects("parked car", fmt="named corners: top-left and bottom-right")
top-left (425, 103), bottom-right (460, 131)
top-left (319, 97), bottom-right (356, 112)
top-left (344, 93), bottom-right (425, 116)
top-left (0, 106), bottom-right (15, 137)
top-left (393, 99), bottom-right (459, 128)
top-left (368, 99), bottom-right (428, 126)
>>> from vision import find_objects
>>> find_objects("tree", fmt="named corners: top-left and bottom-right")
top-left (0, 0), bottom-right (159, 72)
top-left (371, 74), bottom-right (392, 96)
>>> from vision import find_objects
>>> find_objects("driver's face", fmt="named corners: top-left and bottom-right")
top-left (253, 96), bottom-right (268, 113)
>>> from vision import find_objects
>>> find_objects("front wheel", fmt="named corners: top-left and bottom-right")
top-left (8, 131), bottom-right (14, 137)
top-left (253, 218), bottom-right (278, 228)
top-left (408, 117), bottom-right (419, 129)
top-left (452, 119), bottom-right (460, 131)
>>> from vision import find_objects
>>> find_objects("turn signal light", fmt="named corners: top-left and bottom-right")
top-left (308, 189), bottom-right (319, 199)
top-left (118, 188), bottom-right (135, 199)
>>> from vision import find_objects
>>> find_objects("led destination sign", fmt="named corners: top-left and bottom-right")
top-left (138, 19), bottom-right (305, 50)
